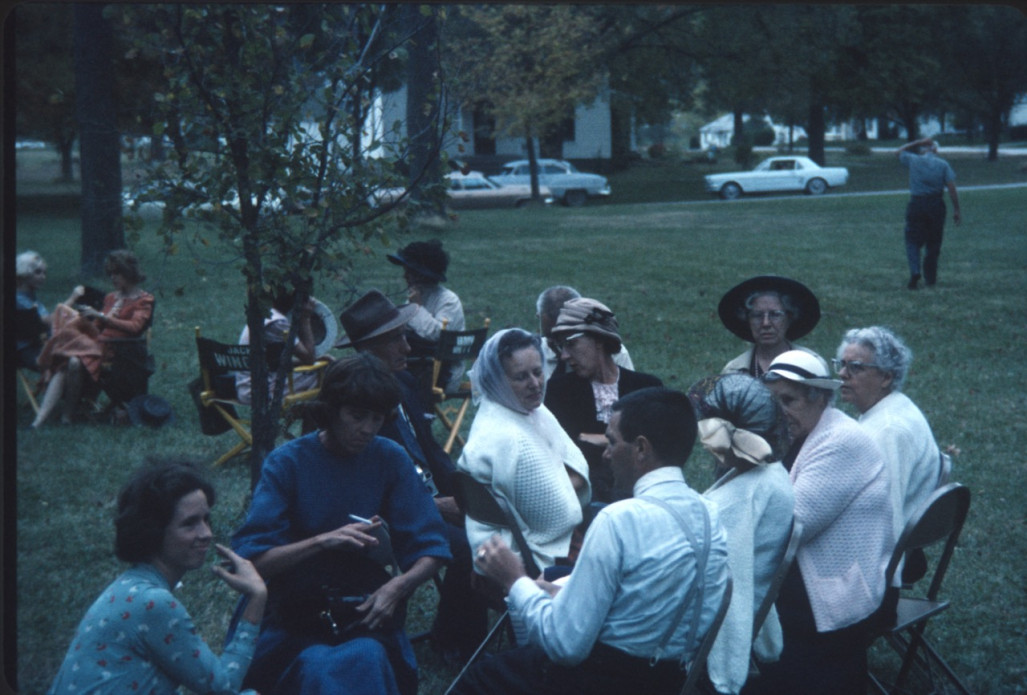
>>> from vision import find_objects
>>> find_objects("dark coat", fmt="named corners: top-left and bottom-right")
top-left (544, 366), bottom-right (663, 503)
top-left (379, 369), bottom-right (456, 497)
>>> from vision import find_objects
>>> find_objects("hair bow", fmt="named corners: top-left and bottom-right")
top-left (698, 417), bottom-right (773, 467)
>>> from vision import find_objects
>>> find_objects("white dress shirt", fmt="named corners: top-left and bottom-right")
top-left (506, 466), bottom-right (729, 666)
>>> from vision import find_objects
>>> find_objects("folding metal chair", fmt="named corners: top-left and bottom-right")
top-left (195, 327), bottom-right (328, 466)
top-left (431, 319), bottom-right (490, 454)
top-left (680, 576), bottom-right (734, 695)
top-left (752, 519), bottom-right (803, 640)
top-left (444, 470), bottom-right (541, 695)
top-left (868, 483), bottom-right (972, 695)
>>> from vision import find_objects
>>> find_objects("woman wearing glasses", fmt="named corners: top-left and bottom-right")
top-left (835, 326), bottom-right (944, 581)
top-left (750, 350), bottom-right (895, 695)
top-left (719, 276), bottom-right (821, 379)
top-left (544, 298), bottom-right (662, 503)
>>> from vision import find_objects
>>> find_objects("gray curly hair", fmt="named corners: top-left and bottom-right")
top-left (836, 326), bottom-right (913, 391)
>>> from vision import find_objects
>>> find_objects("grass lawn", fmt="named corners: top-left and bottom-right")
top-left (11, 148), bottom-right (1027, 694)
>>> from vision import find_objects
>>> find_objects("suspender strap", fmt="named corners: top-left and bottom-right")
top-left (640, 495), bottom-right (711, 668)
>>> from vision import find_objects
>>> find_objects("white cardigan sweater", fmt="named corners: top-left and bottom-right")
top-left (791, 406), bottom-right (894, 632)
top-left (458, 399), bottom-right (591, 572)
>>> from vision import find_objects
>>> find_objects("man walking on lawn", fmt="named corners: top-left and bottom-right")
top-left (896, 137), bottom-right (961, 290)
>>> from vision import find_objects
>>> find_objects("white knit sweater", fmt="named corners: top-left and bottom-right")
top-left (457, 399), bottom-right (591, 572)
top-left (791, 406), bottom-right (894, 632)
top-left (859, 391), bottom-right (941, 538)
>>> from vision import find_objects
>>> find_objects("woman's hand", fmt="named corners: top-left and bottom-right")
top-left (357, 576), bottom-right (408, 631)
top-left (316, 517), bottom-right (383, 552)
top-left (211, 544), bottom-right (266, 598)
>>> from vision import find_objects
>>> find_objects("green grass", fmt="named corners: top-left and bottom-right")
top-left (13, 151), bottom-right (1027, 694)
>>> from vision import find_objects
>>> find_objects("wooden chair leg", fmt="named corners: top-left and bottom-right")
top-left (443, 400), bottom-right (471, 454)
top-left (18, 370), bottom-right (41, 414)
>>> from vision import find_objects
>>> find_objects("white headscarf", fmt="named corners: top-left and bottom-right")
top-left (469, 328), bottom-right (544, 415)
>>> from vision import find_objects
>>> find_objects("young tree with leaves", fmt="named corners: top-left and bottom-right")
top-left (115, 4), bottom-right (446, 486)
top-left (443, 5), bottom-right (603, 199)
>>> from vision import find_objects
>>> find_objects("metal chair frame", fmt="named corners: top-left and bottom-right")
top-left (868, 483), bottom-right (972, 695)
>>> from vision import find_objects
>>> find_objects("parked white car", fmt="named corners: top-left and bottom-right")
top-left (447, 171), bottom-right (553, 209)
top-left (492, 158), bottom-right (611, 206)
top-left (704, 156), bottom-right (849, 200)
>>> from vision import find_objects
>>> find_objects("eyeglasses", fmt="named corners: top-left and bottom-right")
top-left (748, 310), bottom-right (787, 324)
top-left (831, 358), bottom-right (883, 375)
top-left (553, 332), bottom-right (586, 352)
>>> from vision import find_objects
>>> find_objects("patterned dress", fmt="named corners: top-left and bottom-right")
top-left (48, 563), bottom-right (258, 694)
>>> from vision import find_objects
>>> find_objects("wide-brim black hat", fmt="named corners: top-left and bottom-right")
top-left (126, 394), bottom-right (176, 427)
top-left (718, 275), bottom-right (820, 342)
top-left (387, 241), bottom-right (448, 283)
top-left (335, 289), bottom-right (418, 348)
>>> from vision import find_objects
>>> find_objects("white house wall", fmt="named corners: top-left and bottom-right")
top-left (377, 84), bottom-right (613, 160)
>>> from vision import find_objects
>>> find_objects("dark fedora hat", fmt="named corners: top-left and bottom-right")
top-left (386, 240), bottom-right (449, 283)
top-left (126, 394), bottom-right (176, 428)
top-left (335, 289), bottom-right (418, 348)
top-left (718, 275), bottom-right (820, 342)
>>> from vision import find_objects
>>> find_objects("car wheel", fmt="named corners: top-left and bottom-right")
top-left (563, 190), bottom-right (587, 207)
top-left (805, 178), bottom-right (827, 195)
top-left (719, 182), bottom-right (742, 200)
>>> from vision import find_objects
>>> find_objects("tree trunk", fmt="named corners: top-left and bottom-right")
top-left (732, 109), bottom-right (745, 145)
top-left (806, 100), bottom-right (826, 166)
top-left (73, 4), bottom-right (123, 277)
top-left (525, 129), bottom-right (541, 200)
top-left (404, 5), bottom-right (442, 210)
top-left (57, 136), bottom-right (75, 182)
top-left (985, 109), bottom-right (1001, 162)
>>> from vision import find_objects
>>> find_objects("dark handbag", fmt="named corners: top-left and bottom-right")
top-left (272, 552), bottom-right (399, 644)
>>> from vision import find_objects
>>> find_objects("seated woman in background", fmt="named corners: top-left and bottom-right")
top-left (835, 325), bottom-right (944, 583)
top-left (386, 239), bottom-right (466, 393)
top-left (235, 283), bottom-right (323, 405)
top-left (232, 354), bottom-right (451, 695)
top-left (747, 350), bottom-right (895, 695)
top-left (719, 275), bottom-right (820, 379)
top-left (15, 249), bottom-right (88, 371)
top-left (33, 250), bottom-right (154, 428)
top-left (48, 460), bottom-right (267, 694)
top-left (458, 328), bottom-right (591, 574)
top-left (689, 373), bottom-right (794, 695)
top-left (544, 298), bottom-right (661, 502)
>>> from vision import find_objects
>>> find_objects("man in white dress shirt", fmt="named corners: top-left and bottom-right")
top-left (453, 387), bottom-right (729, 695)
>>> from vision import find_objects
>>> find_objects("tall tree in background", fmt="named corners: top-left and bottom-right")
top-left (844, 5), bottom-right (955, 142)
top-left (74, 4), bottom-right (123, 275)
top-left (950, 5), bottom-right (1027, 161)
top-left (116, 4), bottom-right (445, 486)
top-left (15, 4), bottom-right (77, 182)
top-left (593, 5), bottom-right (705, 165)
top-left (403, 4), bottom-right (447, 210)
top-left (443, 5), bottom-right (603, 199)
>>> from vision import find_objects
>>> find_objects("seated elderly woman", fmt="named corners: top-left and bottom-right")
top-left (16, 250), bottom-right (102, 371)
top-left (688, 373), bottom-right (794, 695)
top-left (719, 276), bottom-right (820, 378)
top-left (387, 239), bottom-right (466, 393)
top-left (748, 350), bottom-right (895, 695)
top-left (33, 249), bottom-right (154, 428)
top-left (835, 326), bottom-right (943, 582)
top-left (544, 298), bottom-right (662, 502)
top-left (458, 328), bottom-right (591, 574)
top-left (48, 460), bottom-right (267, 694)
top-left (232, 353), bottom-right (450, 695)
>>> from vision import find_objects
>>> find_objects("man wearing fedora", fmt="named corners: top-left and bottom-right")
top-left (337, 289), bottom-right (487, 665)
top-left (387, 239), bottom-right (466, 393)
